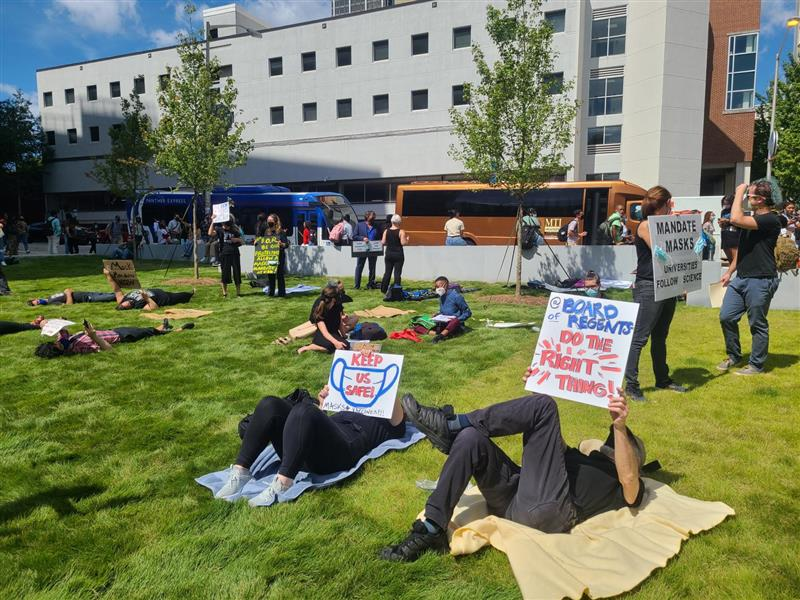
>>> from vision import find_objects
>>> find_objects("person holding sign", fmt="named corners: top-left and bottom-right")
top-left (717, 181), bottom-right (782, 376)
top-left (208, 219), bottom-right (243, 298)
top-left (214, 384), bottom-right (406, 505)
top-left (353, 211), bottom-right (381, 290)
top-left (298, 283), bottom-right (352, 355)
top-left (259, 214), bottom-right (289, 298)
top-left (380, 384), bottom-right (645, 562)
top-left (623, 186), bottom-right (686, 402)
top-left (101, 268), bottom-right (194, 311)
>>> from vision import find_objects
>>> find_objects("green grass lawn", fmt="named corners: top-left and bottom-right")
top-left (1, 257), bottom-right (798, 599)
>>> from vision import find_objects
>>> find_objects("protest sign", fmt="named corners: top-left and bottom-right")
top-left (103, 259), bottom-right (140, 288)
top-left (212, 201), bottom-right (230, 224)
top-left (525, 293), bottom-right (639, 408)
top-left (351, 240), bottom-right (384, 258)
top-left (252, 235), bottom-right (280, 275)
top-left (325, 350), bottom-right (404, 418)
top-left (41, 319), bottom-right (75, 337)
top-left (648, 213), bottom-right (703, 301)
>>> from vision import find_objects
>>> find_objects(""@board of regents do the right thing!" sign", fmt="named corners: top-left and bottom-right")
top-left (525, 293), bottom-right (639, 408)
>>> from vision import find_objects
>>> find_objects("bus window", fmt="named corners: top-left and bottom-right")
top-left (402, 188), bottom-right (584, 218)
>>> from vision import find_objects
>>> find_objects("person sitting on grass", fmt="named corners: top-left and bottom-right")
top-left (103, 268), bottom-right (194, 311)
top-left (379, 371), bottom-right (645, 562)
top-left (215, 383), bottom-right (406, 505)
top-left (298, 283), bottom-right (354, 355)
top-left (430, 276), bottom-right (472, 344)
top-left (1, 315), bottom-right (45, 336)
top-left (34, 318), bottom-right (194, 358)
top-left (28, 289), bottom-right (117, 306)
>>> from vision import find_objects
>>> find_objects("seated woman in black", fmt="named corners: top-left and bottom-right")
top-left (297, 283), bottom-right (352, 354)
top-left (215, 384), bottom-right (406, 505)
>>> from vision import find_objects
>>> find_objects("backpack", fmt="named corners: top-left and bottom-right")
top-left (557, 223), bottom-right (569, 242)
top-left (774, 235), bottom-right (800, 273)
top-left (350, 322), bottom-right (387, 341)
top-left (520, 224), bottom-right (538, 250)
top-left (329, 221), bottom-right (346, 244)
top-left (595, 220), bottom-right (614, 245)
top-left (384, 284), bottom-right (404, 302)
top-left (45, 218), bottom-right (54, 236)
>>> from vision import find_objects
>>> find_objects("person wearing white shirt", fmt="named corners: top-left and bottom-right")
top-left (444, 209), bottom-right (466, 246)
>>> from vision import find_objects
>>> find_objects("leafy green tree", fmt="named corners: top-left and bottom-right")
top-left (147, 4), bottom-right (254, 278)
top-left (449, 0), bottom-right (578, 297)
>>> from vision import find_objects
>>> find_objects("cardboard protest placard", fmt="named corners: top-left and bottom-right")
top-left (252, 235), bottom-right (280, 275)
top-left (41, 319), bottom-right (75, 337)
top-left (212, 201), bottom-right (230, 224)
top-left (648, 214), bottom-right (703, 301)
top-left (103, 259), bottom-right (141, 289)
top-left (351, 240), bottom-right (384, 258)
top-left (325, 350), bottom-right (404, 418)
top-left (525, 293), bottom-right (639, 408)
top-left (708, 281), bottom-right (725, 308)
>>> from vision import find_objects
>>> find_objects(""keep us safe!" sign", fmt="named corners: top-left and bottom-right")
top-left (325, 350), bottom-right (404, 419)
top-left (525, 293), bottom-right (639, 408)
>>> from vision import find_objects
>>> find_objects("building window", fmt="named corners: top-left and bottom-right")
top-left (586, 172), bottom-right (620, 181)
top-left (453, 26), bottom-right (471, 49)
top-left (373, 39), bottom-right (389, 61)
top-left (67, 128), bottom-right (77, 144)
top-left (588, 76), bottom-right (623, 115)
top-left (411, 89), bottom-right (428, 111)
top-left (133, 76), bottom-right (146, 94)
top-left (336, 46), bottom-right (352, 67)
top-left (89, 126), bottom-right (100, 143)
top-left (270, 106), bottom-right (284, 125)
top-left (452, 84), bottom-right (468, 106)
top-left (86, 85), bottom-right (97, 101)
top-left (373, 93), bottom-right (389, 115)
top-left (591, 16), bottom-right (626, 57)
top-left (303, 102), bottom-right (317, 122)
top-left (302, 51), bottom-right (316, 72)
top-left (544, 72), bottom-right (564, 95)
top-left (337, 98), bottom-right (352, 119)
top-left (110, 81), bottom-right (121, 98)
top-left (65, 88), bottom-right (75, 104)
top-left (45, 131), bottom-right (55, 146)
top-left (269, 56), bottom-right (283, 76)
top-left (726, 33), bottom-right (757, 110)
top-left (209, 28), bottom-right (219, 39)
top-left (587, 125), bottom-right (621, 145)
top-left (545, 9), bottom-right (566, 33)
top-left (217, 64), bottom-right (233, 78)
top-left (43, 92), bottom-right (53, 107)
top-left (411, 33), bottom-right (429, 55)
top-left (111, 123), bottom-right (123, 133)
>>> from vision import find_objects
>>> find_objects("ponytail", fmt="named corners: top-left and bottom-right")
top-left (641, 185), bottom-right (672, 219)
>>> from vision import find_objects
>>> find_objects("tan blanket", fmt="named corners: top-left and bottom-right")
top-left (353, 305), bottom-right (416, 318)
top-left (447, 479), bottom-right (734, 600)
top-left (289, 321), bottom-right (317, 340)
top-left (141, 309), bottom-right (213, 320)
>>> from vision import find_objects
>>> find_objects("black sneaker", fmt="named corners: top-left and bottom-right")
top-left (379, 520), bottom-right (449, 562)
top-left (401, 394), bottom-right (455, 454)
top-left (162, 318), bottom-right (173, 331)
top-left (626, 387), bottom-right (646, 402)
top-left (656, 382), bottom-right (687, 393)
top-left (431, 334), bottom-right (445, 344)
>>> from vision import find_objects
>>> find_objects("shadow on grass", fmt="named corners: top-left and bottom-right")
top-left (0, 485), bottom-right (145, 523)
top-left (670, 367), bottom-right (715, 390)
top-left (4, 256), bottom-right (212, 282)
top-left (765, 353), bottom-right (799, 372)
top-left (646, 469), bottom-right (683, 486)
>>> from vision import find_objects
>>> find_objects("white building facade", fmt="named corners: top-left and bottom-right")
top-left (36, 0), bottom-right (744, 218)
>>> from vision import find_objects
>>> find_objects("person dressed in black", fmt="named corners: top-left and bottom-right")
top-left (623, 186), bottom-right (687, 402)
top-left (214, 383), bottom-right (406, 505)
top-left (207, 218), bottom-right (243, 298)
top-left (259, 213), bottom-right (289, 298)
top-left (380, 214), bottom-right (409, 295)
top-left (0, 315), bottom-right (44, 336)
top-left (297, 283), bottom-right (352, 354)
top-left (103, 268), bottom-right (194, 311)
top-left (380, 372), bottom-right (645, 562)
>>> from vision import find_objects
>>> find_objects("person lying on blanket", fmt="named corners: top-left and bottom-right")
top-left (215, 384), bottom-right (406, 505)
top-left (297, 282), bottom-right (357, 355)
top-left (34, 318), bottom-right (194, 358)
top-left (380, 369), bottom-right (645, 562)
top-left (430, 275), bottom-right (472, 344)
top-left (102, 268), bottom-right (194, 311)
top-left (28, 288), bottom-right (117, 306)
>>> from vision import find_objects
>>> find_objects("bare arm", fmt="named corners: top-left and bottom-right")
top-left (389, 392), bottom-right (405, 426)
top-left (316, 321), bottom-right (345, 349)
top-left (64, 288), bottom-right (74, 305)
top-left (400, 229), bottom-right (410, 245)
top-left (85, 324), bottom-right (114, 352)
top-left (141, 290), bottom-right (159, 311)
top-left (103, 268), bottom-right (125, 304)
top-left (207, 222), bottom-right (216, 236)
top-left (730, 183), bottom-right (759, 230)
top-left (381, 229), bottom-right (387, 246)
top-left (608, 393), bottom-right (641, 505)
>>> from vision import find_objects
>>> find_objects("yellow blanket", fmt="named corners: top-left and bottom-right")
top-left (447, 479), bottom-right (734, 600)
top-left (141, 309), bottom-right (213, 320)
top-left (353, 305), bottom-right (416, 318)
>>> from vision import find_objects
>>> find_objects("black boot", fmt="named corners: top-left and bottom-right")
top-left (401, 394), bottom-right (455, 454)
top-left (379, 520), bottom-right (449, 562)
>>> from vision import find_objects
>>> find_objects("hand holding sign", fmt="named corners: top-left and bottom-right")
top-left (325, 349), bottom-right (404, 418)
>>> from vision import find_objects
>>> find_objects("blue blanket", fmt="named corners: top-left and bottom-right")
top-left (196, 423), bottom-right (425, 506)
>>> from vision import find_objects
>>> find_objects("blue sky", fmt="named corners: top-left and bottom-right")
top-left (0, 0), bottom-right (797, 115)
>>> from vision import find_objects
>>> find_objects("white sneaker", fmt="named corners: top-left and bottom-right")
top-left (214, 466), bottom-right (252, 499)
top-left (199, 257), bottom-right (207, 264)
top-left (247, 476), bottom-right (292, 507)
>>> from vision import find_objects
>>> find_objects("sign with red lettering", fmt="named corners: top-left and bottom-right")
top-left (525, 293), bottom-right (639, 408)
top-left (325, 350), bottom-right (404, 418)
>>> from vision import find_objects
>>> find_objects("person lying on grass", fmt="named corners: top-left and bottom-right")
top-left (380, 371), bottom-right (645, 562)
top-left (215, 382), bottom-right (405, 506)
top-left (298, 282), bottom-right (358, 355)
top-left (430, 276), bottom-right (472, 344)
top-left (103, 268), bottom-right (194, 311)
top-left (34, 318), bottom-right (194, 358)
top-left (28, 288), bottom-right (117, 306)
top-left (0, 315), bottom-right (45, 336)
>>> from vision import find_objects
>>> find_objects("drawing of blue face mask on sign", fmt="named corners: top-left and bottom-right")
top-left (329, 356), bottom-right (401, 408)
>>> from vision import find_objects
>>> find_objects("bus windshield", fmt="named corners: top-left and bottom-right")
top-left (317, 194), bottom-right (358, 227)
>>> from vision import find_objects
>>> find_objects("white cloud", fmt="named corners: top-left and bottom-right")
top-left (761, 0), bottom-right (797, 36)
top-left (150, 28), bottom-right (187, 47)
top-left (240, 0), bottom-right (330, 27)
top-left (51, 0), bottom-right (140, 35)
top-left (0, 84), bottom-right (41, 117)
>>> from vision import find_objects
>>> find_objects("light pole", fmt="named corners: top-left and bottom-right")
top-left (766, 16), bottom-right (800, 179)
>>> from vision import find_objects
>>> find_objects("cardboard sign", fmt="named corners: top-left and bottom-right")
top-left (212, 201), bottom-right (230, 224)
top-left (103, 259), bottom-right (141, 289)
top-left (525, 293), bottom-right (639, 408)
top-left (351, 240), bottom-right (384, 258)
top-left (648, 214), bottom-right (703, 301)
top-left (325, 350), bottom-right (404, 418)
top-left (709, 281), bottom-right (725, 309)
top-left (41, 319), bottom-right (75, 337)
top-left (253, 235), bottom-right (280, 275)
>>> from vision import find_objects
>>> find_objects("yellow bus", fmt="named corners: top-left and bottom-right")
top-left (394, 180), bottom-right (648, 245)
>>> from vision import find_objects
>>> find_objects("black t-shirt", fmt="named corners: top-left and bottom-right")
top-left (634, 233), bottom-right (653, 282)
top-left (736, 212), bottom-right (781, 278)
top-left (564, 448), bottom-right (644, 523)
top-left (121, 288), bottom-right (170, 309)
top-left (330, 412), bottom-right (406, 456)
top-left (215, 225), bottom-right (241, 256)
top-left (309, 297), bottom-right (343, 336)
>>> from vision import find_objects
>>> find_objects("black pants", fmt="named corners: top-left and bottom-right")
top-left (220, 252), bottom-right (241, 286)
top-left (160, 291), bottom-right (194, 306)
top-left (113, 327), bottom-right (165, 343)
top-left (624, 283), bottom-right (676, 391)
top-left (267, 258), bottom-right (286, 297)
top-left (236, 396), bottom-right (363, 479)
top-left (0, 321), bottom-right (38, 336)
top-left (381, 252), bottom-right (404, 293)
top-left (311, 328), bottom-right (349, 353)
top-left (354, 255), bottom-right (377, 289)
top-left (426, 394), bottom-right (576, 534)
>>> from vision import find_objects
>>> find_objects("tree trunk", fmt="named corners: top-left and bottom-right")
top-left (515, 202), bottom-right (523, 299)
top-left (192, 196), bottom-right (199, 279)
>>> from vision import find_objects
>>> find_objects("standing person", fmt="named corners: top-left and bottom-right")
top-left (264, 213), bottom-right (289, 298)
top-left (341, 214), bottom-right (354, 245)
top-left (380, 215), bottom-right (409, 295)
top-left (167, 214), bottom-right (182, 243)
top-left (353, 211), bottom-right (381, 290)
top-left (209, 218), bottom-right (242, 298)
top-left (566, 210), bottom-right (587, 246)
top-left (780, 201), bottom-right (797, 242)
top-left (157, 220), bottom-right (169, 244)
top-left (133, 217), bottom-right (145, 248)
top-left (718, 194), bottom-right (738, 264)
top-left (521, 207), bottom-right (545, 247)
top-left (106, 216), bottom-right (123, 244)
top-left (5, 216), bottom-right (19, 256)
top-left (200, 214), bottom-right (217, 265)
top-left (444, 209), bottom-right (467, 246)
top-left (297, 283), bottom-right (351, 354)
top-left (152, 218), bottom-right (161, 244)
top-left (0, 218), bottom-right (6, 266)
top-left (46, 210), bottom-right (61, 255)
top-left (607, 206), bottom-right (626, 245)
top-left (623, 186), bottom-right (687, 402)
top-left (302, 221), bottom-right (312, 246)
top-left (718, 181), bottom-right (782, 376)
top-left (66, 216), bottom-right (80, 254)
top-left (702, 211), bottom-right (716, 261)
top-left (16, 216), bottom-right (30, 254)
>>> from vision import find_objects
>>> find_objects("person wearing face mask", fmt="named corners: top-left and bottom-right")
top-left (208, 218), bottom-right (243, 298)
top-left (583, 271), bottom-right (602, 298)
top-left (353, 211), bottom-right (381, 290)
top-left (623, 186), bottom-right (687, 402)
top-left (262, 213), bottom-right (289, 298)
top-left (430, 276), bottom-right (472, 344)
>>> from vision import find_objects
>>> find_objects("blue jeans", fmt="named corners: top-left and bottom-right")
top-left (719, 276), bottom-right (780, 370)
top-left (446, 236), bottom-right (468, 246)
